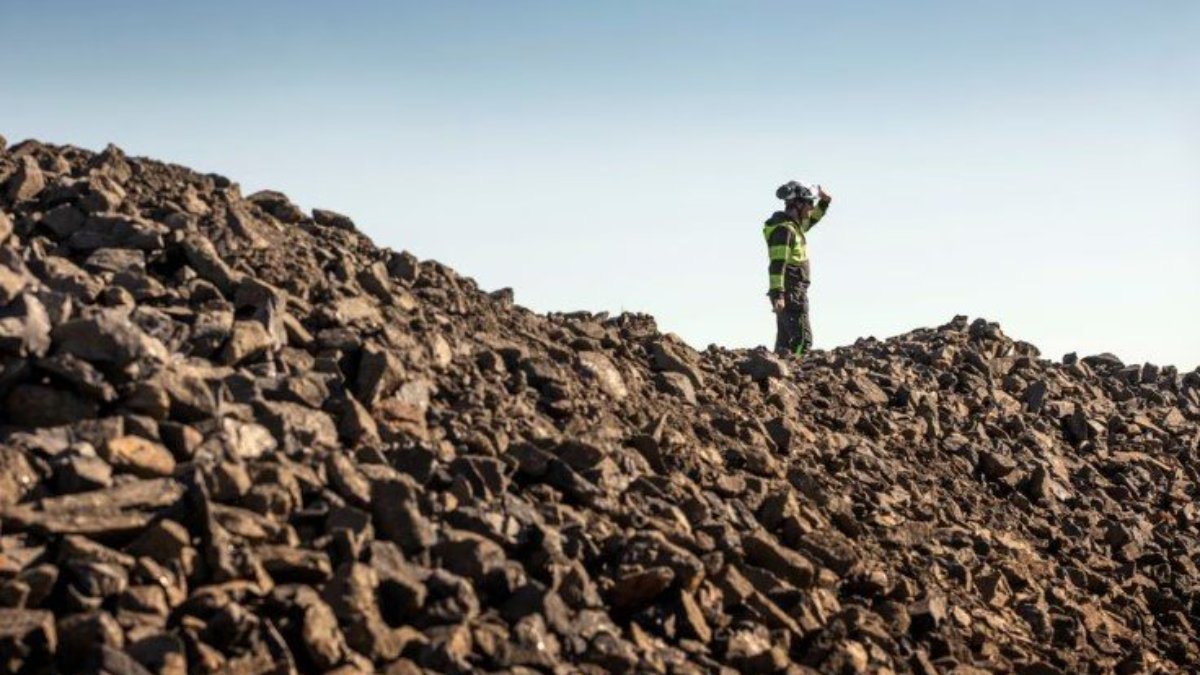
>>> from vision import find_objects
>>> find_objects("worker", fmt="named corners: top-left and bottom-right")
top-left (763, 180), bottom-right (832, 357)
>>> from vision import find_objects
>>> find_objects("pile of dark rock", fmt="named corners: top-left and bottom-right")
top-left (1, 136), bottom-right (1197, 674)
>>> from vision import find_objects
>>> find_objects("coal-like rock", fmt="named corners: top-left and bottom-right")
top-left (0, 139), bottom-right (1194, 673)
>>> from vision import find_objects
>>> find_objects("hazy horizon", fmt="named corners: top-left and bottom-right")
top-left (3, 1), bottom-right (1197, 369)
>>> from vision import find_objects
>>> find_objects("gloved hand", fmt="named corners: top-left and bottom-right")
top-left (772, 297), bottom-right (785, 313)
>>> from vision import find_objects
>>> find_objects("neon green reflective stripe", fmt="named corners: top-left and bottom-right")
top-left (768, 245), bottom-right (789, 260)
top-left (769, 274), bottom-right (784, 290)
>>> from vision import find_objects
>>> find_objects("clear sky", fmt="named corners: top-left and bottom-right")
top-left (4, 1), bottom-right (1198, 369)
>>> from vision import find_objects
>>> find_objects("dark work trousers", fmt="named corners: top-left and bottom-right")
top-left (774, 263), bottom-right (812, 357)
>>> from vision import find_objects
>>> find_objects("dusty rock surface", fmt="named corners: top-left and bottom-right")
top-left (1, 138), bottom-right (1198, 674)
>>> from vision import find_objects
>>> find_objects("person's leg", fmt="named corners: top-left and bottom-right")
top-left (784, 282), bottom-right (809, 357)
top-left (796, 282), bottom-right (812, 355)
top-left (774, 308), bottom-right (790, 355)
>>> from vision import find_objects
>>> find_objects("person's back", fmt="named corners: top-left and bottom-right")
top-left (763, 180), bottom-right (833, 357)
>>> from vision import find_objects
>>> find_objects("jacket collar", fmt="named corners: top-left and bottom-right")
top-left (765, 210), bottom-right (794, 226)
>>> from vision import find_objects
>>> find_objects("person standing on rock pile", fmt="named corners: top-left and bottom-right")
top-left (764, 180), bottom-right (833, 357)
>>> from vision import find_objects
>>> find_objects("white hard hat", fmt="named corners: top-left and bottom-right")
top-left (775, 180), bottom-right (818, 203)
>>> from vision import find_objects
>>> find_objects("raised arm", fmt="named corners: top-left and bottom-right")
top-left (803, 187), bottom-right (833, 231)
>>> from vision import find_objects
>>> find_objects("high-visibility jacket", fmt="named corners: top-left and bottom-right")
top-left (762, 198), bottom-right (830, 298)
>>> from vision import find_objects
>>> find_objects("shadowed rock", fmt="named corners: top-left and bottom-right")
top-left (0, 138), bottom-right (1196, 673)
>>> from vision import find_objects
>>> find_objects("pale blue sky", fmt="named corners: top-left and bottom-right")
top-left (4, 1), bottom-right (1197, 368)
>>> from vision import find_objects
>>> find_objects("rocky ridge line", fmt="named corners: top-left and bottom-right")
top-left (1, 135), bottom-right (1198, 674)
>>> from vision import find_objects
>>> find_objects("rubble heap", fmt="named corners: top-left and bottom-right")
top-left (1, 137), bottom-right (1198, 674)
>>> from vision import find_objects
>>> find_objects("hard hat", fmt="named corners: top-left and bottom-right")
top-left (775, 180), bottom-right (817, 203)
